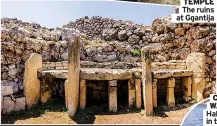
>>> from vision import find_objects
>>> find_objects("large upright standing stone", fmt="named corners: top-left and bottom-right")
top-left (152, 79), bottom-right (157, 108)
top-left (182, 77), bottom-right (192, 102)
top-left (80, 79), bottom-right (87, 109)
top-left (167, 78), bottom-right (175, 107)
top-left (141, 46), bottom-right (153, 116)
top-left (108, 80), bottom-right (117, 112)
top-left (64, 80), bottom-right (68, 109)
top-left (128, 78), bottom-right (135, 108)
top-left (40, 78), bottom-right (53, 103)
top-left (186, 52), bottom-right (206, 102)
top-left (67, 33), bottom-right (80, 117)
top-left (135, 79), bottom-right (142, 109)
top-left (24, 53), bottom-right (42, 109)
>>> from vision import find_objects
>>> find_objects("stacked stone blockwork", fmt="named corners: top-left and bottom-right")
top-left (1, 15), bottom-right (216, 115)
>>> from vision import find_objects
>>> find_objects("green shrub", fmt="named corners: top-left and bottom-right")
top-left (132, 49), bottom-right (141, 56)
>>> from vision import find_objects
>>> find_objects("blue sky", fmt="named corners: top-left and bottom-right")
top-left (1, 1), bottom-right (174, 28)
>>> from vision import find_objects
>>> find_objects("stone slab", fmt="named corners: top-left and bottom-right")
top-left (15, 97), bottom-right (26, 111)
top-left (1, 86), bottom-right (13, 96)
top-left (3, 97), bottom-right (15, 114)
top-left (109, 80), bottom-right (117, 112)
top-left (135, 79), bottom-right (142, 109)
top-left (128, 78), bottom-right (135, 108)
top-left (186, 52), bottom-right (206, 77)
top-left (152, 69), bottom-right (193, 79)
top-left (24, 53), bottom-right (42, 109)
top-left (38, 68), bottom-right (132, 80)
top-left (80, 79), bottom-right (86, 109)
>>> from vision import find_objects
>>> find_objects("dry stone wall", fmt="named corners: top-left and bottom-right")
top-left (1, 14), bottom-right (216, 114)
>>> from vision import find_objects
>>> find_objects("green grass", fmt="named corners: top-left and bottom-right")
top-left (132, 49), bottom-right (141, 56)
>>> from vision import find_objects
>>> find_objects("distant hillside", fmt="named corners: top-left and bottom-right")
top-left (121, 0), bottom-right (180, 5)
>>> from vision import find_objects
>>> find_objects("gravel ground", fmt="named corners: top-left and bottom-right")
top-left (1, 97), bottom-right (192, 124)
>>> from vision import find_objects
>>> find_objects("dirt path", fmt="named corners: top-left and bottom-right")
top-left (1, 98), bottom-right (191, 124)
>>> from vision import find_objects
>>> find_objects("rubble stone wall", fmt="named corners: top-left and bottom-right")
top-left (1, 18), bottom-right (72, 114)
top-left (1, 15), bottom-right (216, 114)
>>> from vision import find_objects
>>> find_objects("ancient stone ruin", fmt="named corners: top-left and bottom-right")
top-left (1, 14), bottom-right (216, 116)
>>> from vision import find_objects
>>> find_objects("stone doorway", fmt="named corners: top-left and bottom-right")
top-left (86, 80), bottom-right (108, 106)
top-left (117, 80), bottom-right (129, 107)
top-left (157, 78), bottom-right (187, 107)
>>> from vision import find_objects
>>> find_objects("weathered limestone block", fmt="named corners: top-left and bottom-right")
top-left (80, 79), bottom-right (86, 109)
top-left (40, 78), bottom-right (53, 103)
top-left (167, 78), bottom-right (175, 107)
top-left (171, 70), bottom-right (193, 77)
top-left (67, 34), bottom-right (80, 117)
top-left (186, 53), bottom-right (206, 102)
top-left (205, 82), bottom-right (213, 88)
top-left (186, 52), bottom-right (206, 77)
top-left (113, 69), bottom-right (133, 80)
top-left (152, 69), bottom-right (193, 79)
top-left (80, 68), bottom-right (113, 80)
top-left (175, 64), bottom-right (187, 69)
top-left (15, 97), bottom-right (26, 111)
top-left (80, 68), bottom-right (132, 80)
top-left (182, 77), bottom-right (192, 97)
top-left (152, 70), bottom-right (172, 79)
top-left (165, 63), bottom-right (176, 69)
top-left (135, 79), bottom-right (142, 109)
top-left (38, 69), bottom-right (68, 79)
top-left (192, 78), bottom-right (206, 102)
top-left (151, 62), bottom-right (167, 70)
top-left (64, 80), bottom-right (68, 109)
top-left (1, 86), bottom-right (13, 96)
top-left (1, 95), bottom-right (3, 113)
top-left (132, 69), bottom-right (142, 79)
top-left (24, 53), bottom-right (42, 109)
top-left (3, 97), bottom-right (15, 114)
top-left (128, 78), bottom-right (135, 108)
top-left (141, 46), bottom-right (153, 116)
top-left (152, 79), bottom-right (157, 108)
top-left (108, 80), bottom-right (117, 112)
top-left (182, 77), bottom-right (192, 102)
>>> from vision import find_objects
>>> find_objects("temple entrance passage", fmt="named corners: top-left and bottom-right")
top-left (156, 78), bottom-right (188, 106)
top-left (86, 80), bottom-right (109, 106)
top-left (117, 80), bottom-right (129, 106)
top-left (152, 70), bottom-right (193, 108)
